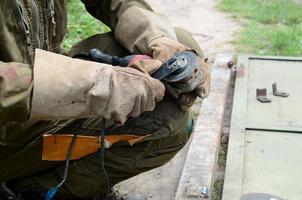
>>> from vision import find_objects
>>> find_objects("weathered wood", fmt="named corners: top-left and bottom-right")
top-left (222, 55), bottom-right (249, 200)
top-left (42, 134), bottom-right (147, 161)
top-left (42, 134), bottom-right (100, 161)
top-left (244, 130), bottom-right (302, 199)
top-left (246, 57), bottom-right (302, 132)
top-left (223, 55), bottom-right (302, 200)
top-left (175, 66), bottom-right (231, 200)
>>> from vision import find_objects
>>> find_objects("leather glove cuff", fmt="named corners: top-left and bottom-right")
top-left (30, 49), bottom-right (164, 124)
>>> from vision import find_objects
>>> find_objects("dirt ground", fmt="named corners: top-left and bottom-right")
top-left (116, 0), bottom-right (240, 199)
top-left (147, 0), bottom-right (240, 57)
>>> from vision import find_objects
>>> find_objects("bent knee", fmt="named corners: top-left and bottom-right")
top-left (153, 96), bottom-right (192, 138)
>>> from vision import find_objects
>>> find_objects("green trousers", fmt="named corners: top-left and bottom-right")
top-left (1, 28), bottom-right (202, 199)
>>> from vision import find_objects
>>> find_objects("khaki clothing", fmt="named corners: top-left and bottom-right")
top-left (0, 0), bottom-right (176, 122)
top-left (1, 29), bottom-right (202, 199)
top-left (31, 49), bottom-right (165, 125)
top-left (10, 96), bottom-right (191, 199)
top-left (0, 0), bottom-right (204, 198)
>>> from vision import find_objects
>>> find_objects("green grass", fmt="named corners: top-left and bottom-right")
top-left (217, 143), bottom-right (228, 167)
top-left (212, 179), bottom-right (224, 200)
top-left (62, 0), bottom-right (110, 50)
top-left (218, 0), bottom-right (302, 56)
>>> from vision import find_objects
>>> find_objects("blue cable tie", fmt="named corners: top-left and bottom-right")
top-left (45, 186), bottom-right (59, 200)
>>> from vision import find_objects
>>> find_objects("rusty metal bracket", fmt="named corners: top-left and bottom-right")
top-left (272, 83), bottom-right (289, 97)
top-left (256, 88), bottom-right (271, 103)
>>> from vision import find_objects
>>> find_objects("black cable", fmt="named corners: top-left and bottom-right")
top-left (99, 119), bottom-right (110, 193)
top-left (47, 118), bottom-right (110, 199)
top-left (46, 121), bottom-right (84, 200)
top-left (0, 182), bottom-right (16, 200)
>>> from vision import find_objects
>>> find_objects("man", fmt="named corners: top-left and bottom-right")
top-left (0, 0), bottom-right (211, 199)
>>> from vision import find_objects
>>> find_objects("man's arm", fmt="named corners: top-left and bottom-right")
top-left (30, 49), bottom-right (164, 125)
top-left (81, 0), bottom-right (177, 54)
top-left (1, 0), bottom-right (170, 124)
top-left (81, 0), bottom-right (212, 106)
top-left (0, 52), bottom-right (164, 125)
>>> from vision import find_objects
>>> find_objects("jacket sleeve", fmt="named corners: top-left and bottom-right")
top-left (29, 49), bottom-right (164, 124)
top-left (0, 61), bottom-right (32, 122)
top-left (0, 49), bottom-right (164, 124)
top-left (80, 0), bottom-right (177, 54)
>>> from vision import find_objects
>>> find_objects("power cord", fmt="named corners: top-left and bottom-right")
top-left (99, 122), bottom-right (110, 193)
top-left (45, 119), bottom-right (110, 200)
top-left (45, 121), bottom-right (83, 200)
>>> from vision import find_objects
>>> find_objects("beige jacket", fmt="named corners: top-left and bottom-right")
top-left (0, 0), bottom-right (176, 123)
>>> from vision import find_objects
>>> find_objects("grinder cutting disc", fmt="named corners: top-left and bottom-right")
top-left (152, 51), bottom-right (198, 82)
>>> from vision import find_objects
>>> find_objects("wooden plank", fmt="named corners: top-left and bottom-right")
top-left (175, 65), bottom-right (231, 200)
top-left (222, 55), bottom-right (249, 200)
top-left (223, 55), bottom-right (302, 200)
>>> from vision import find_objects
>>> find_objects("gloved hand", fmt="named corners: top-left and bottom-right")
top-left (31, 49), bottom-right (165, 125)
top-left (178, 57), bottom-right (211, 110)
top-left (103, 66), bottom-right (165, 124)
top-left (128, 37), bottom-right (211, 109)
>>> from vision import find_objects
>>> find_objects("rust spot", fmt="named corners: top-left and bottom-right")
top-left (236, 63), bottom-right (245, 78)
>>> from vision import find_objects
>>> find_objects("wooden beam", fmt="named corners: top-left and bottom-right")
top-left (222, 55), bottom-right (249, 200)
top-left (175, 66), bottom-right (231, 199)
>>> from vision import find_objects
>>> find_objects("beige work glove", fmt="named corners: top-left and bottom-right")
top-left (30, 49), bottom-right (165, 125)
top-left (128, 37), bottom-right (211, 109)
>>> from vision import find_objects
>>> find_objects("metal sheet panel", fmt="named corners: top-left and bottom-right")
top-left (246, 58), bottom-right (302, 132)
top-left (244, 130), bottom-right (302, 199)
top-left (223, 55), bottom-right (302, 200)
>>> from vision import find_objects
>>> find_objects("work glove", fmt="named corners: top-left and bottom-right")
top-left (128, 37), bottom-right (211, 109)
top-left (30, 49), bottom-right (165, 125)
